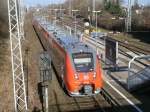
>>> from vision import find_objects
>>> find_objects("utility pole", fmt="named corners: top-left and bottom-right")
top-left (59, 0), bottom-right (62, 17)
top-left (7, 0), bottom-right (27, 111)
top-left (92, 0), bottom-right (96, 24)
top-left (126, 0), bottom-right (132, 32)
top-left (69, 0), bottom-right (72, 16)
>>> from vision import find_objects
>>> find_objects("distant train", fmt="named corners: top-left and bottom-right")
top-left (33, 17), bottom-right (103, 96)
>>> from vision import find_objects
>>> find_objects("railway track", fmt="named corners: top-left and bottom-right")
top-left (70, 86), bottom-right (135, 112)
top-left (33, 15), bottom-right (145, 112)
top-left (72, 96), bottom-right (102, 112)
top-left (59, 18), bottom-right (150, 55)
top-left (48, 64), bottom-right (131, 112)
top-left (48, 68), bottom-right (130, 112)
top-left (52, 83), bottom-right (130, 112)
top-left (58, 19), bottom-right (150, 69)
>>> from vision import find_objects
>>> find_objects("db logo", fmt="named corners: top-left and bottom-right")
top-left (84, 75), bottom-right (89, 80)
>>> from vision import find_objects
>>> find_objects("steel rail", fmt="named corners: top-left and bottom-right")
top-left (60, 20), bottom-right (149, 67)
top-left (60, 18), bottom-right (150, 55)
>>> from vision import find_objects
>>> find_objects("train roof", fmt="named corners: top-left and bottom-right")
top-left (35, 16), bottom-right (95, 54)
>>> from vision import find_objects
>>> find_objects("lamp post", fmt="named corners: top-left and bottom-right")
top-left (119, 17), bottom-right (125, 32)
top-left (93, 10), bottom-right (101, 54)
top-left (54, 8), bottom-right (58, 31)
top-left (59, 0), bottom-right (65, 17)
top-left (111, 17), bottom-right (116, 32)
top-left (111, 17), bottom-right (125, 32)
top-left (72, 9), bottom-right (79, 37)
top-left (93, 10), bottom-right (101, 36)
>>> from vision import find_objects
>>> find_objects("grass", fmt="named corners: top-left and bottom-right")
top-left (0, 28), bottom-right (14, 111)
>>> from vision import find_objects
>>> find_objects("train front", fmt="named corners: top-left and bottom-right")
top-left (65, 44), bottom-right (103, 96)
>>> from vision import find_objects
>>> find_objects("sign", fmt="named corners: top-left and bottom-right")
top-left (105, 38), bottom-right (118, 66)
top-left (39, 52), bottom-right (52, 84)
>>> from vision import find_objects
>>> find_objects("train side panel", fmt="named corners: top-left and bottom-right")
top-left (33, 19), bottom-right (103, 96)
top-left (33, 20), bottom-right (66, 79)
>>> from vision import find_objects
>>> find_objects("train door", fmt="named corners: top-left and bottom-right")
top-left (60, 59), bottom-right (65, 88)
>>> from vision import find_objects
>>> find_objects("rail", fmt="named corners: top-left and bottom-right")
top-left (100, 88), bottom-right (128, 112)
top-left (33, 15), bottom-right (143, 112)
top-left (61, 18), bottom-right (150, 91)
top-left (60, 18), bottom-right (150, 55)
top-left (61, 20), bottom-right (149, 68)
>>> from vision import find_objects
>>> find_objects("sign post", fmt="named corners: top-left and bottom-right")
top-left (105, 38), bottom-right (118, 79)
top-left (39, 52), bottom-right (52, 112)
top-left (105, 38), bottom-right (118, 67)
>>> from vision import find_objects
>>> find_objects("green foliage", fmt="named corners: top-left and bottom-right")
top-left (104, 1), bottom-right (124, 16)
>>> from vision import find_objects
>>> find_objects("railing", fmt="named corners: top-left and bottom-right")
top-left (127, 55), bottom-right (150, 90)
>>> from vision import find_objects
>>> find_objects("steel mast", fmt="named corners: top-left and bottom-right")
top-left (126, 0), bottom-right (132, 32)
top-left (7, 0), bottom-right (27, 111)
top-left (69, 0), bottom-right (72, 16)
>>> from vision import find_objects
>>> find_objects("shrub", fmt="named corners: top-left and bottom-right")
top-left (104, 1), bottom-right (124, 16)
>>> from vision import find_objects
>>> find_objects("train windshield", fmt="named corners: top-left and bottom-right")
top-left (72, 53), bottom-right (94, 72)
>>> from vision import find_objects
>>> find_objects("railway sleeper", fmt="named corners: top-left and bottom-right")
top-left (101, 89), bottom-right (125, 112)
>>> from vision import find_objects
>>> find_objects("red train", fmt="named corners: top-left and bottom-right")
top-left (33, 18), bottom-right (103, 96)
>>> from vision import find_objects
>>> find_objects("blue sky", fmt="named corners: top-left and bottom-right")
top-left (123, 0), bottom-right (150, 6)
top-left (24, 0), bottom-right (150, 7)
top-left (24, 0), bottom-right (65, 7)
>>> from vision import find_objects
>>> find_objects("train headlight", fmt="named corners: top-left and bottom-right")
top-left (93, 72), bottom-right (96, 79)
top-left (95, 88), bottom-right (101, 93)
top-left (74, 73), bottom-right (78, 80)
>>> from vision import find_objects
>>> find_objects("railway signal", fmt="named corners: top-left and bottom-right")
top-left (39, 52), bottom-right (52, 112)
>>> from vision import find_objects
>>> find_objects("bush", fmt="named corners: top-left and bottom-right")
top-left (104, 1), bottom-right (124, 16)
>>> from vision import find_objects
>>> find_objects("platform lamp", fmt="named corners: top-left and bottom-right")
top-left (92, 10), bottom-right (101, 54)
top-left (55, 9), bottom-right (59, 31)
top-left (84, 21), bottom-right (90, 35)
top-left (59, 0), bottom-right (65, 17)
top-left (72, 9), bottom-right (79, 37)
top-left (92, 0), bottom-right (96, 24)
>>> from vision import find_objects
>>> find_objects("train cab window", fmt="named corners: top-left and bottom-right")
top-left (72, 53), bottom-right (94, 72)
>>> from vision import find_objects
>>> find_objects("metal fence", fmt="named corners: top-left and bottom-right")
top-left (127, 55), bottom-right (150, 90)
